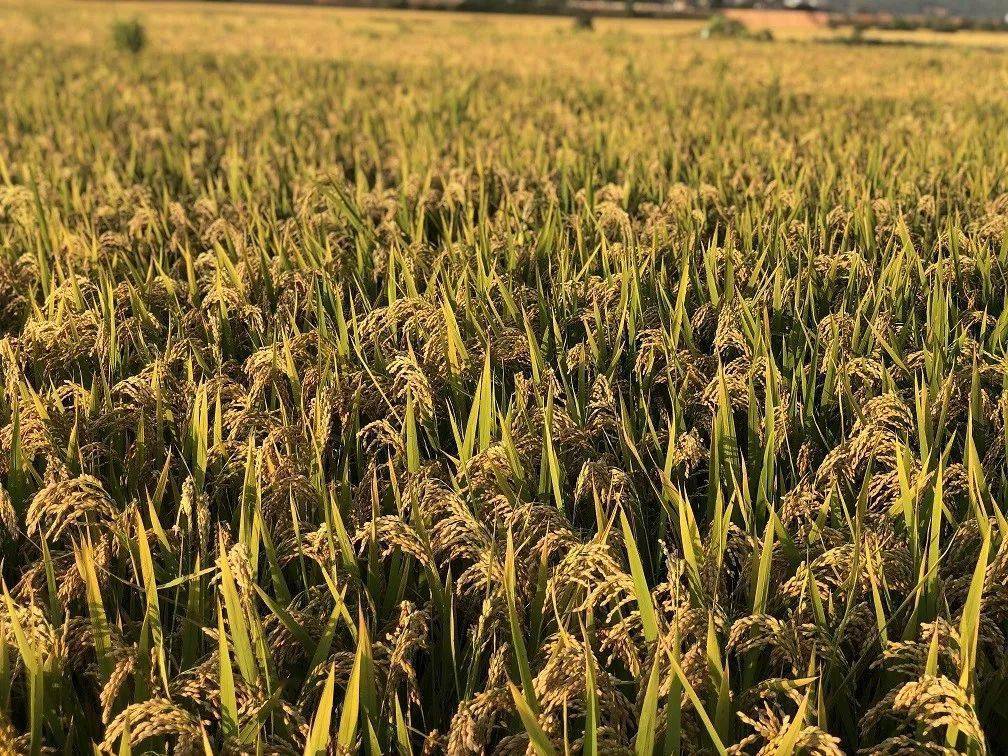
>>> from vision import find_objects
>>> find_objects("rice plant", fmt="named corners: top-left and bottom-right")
top-left (0, 1), bottom-right (1007, 754)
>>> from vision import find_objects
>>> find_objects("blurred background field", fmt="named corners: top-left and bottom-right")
top-left (4, 0), bottom-right (1008, 81)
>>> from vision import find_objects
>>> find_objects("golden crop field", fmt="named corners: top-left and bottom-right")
top-left (1, 0), bottom-right (1008, 753)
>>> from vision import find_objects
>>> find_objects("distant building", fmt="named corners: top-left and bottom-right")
top-left (715, 0), bottom-right (1006, 20)
top-left (823, 0), bottom-right (1007, 21)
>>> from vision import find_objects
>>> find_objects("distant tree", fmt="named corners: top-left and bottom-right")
top-left (111, 18), bottom-right (146, 54)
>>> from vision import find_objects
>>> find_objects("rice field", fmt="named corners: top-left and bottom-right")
top-left (1, 0), bottom-right (1008, 753)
